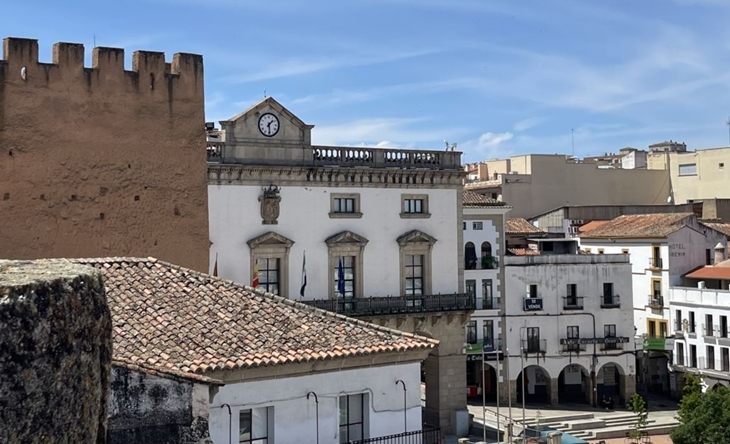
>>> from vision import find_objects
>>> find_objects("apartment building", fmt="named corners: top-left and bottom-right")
top-left (580, 213), bottom-right (728, 394)
top-left (647, 145), bottom-right (730, 204)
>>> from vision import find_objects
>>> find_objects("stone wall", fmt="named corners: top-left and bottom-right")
top-left (108, 365), bottom-right (213, 444)
top-left (0, 259), bottom-right (112, 443)
top-left (0, 37), bottom-right (209, 272)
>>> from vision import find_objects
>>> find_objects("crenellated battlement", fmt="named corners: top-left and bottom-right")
top-left (0, 37), bottom-right (203, 96)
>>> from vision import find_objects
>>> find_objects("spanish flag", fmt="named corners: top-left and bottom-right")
top-left (252, 262), bottom-right (259, 288)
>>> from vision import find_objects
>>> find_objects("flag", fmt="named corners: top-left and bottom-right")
top-left (252, 261), bottom-right (259, 288)
top-left (212, 253), bottom-right (218, 277)
top-left (300, 251), bottom-right (307, 298)
top-left (337, 257), bottom-right (345, 296)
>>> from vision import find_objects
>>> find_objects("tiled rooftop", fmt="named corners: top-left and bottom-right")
top-left (68, 258), bottom-right (437, 376)
top-left (462, 190), bottom-right (506, 208)
top-left (578, 220), bottom-right (609, 233)
top-left (704, 222), bottom-right (730, 237)
top-left (579, 213), bottom-right (694, 239)
top-left (686, 258), bottom-right (730, 280)
top-left (506, 218), bottom-right (544, 235)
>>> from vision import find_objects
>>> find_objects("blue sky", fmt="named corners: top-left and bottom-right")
top-left (4, 0), bottom-right (730, 162)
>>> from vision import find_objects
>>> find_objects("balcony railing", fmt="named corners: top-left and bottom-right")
top-left (312, 146), bottom-right (461, 170)
top-left (702, 323), bottom-right (719, 337)
top-left (674, 320), bottom-right (682, 332)
top-left (302, 293), bottom-right (474, 317)
top-left (561, 340), bottom-right (587, 353)
top-left (649, 257), bottom-right (663, 270)
top-left (562, 296), bottom-right (584, 310)
top-left (647, 295), bottom-right (664, 309)
top-left (522, 339), bottom-right (547, 354)
top-left (600, 338), bottom-right (626, 351)
top-left (600, 294), bottom-right (621, 308)
top-left (480, 297), bottom-right (500, 310)
top-left (352, 427), bottom-right (442, 444)
top-left (206, 141), bottom-right (223, 162)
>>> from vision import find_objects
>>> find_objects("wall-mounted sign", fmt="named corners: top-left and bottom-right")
top-left (523, 298), bottom-right (543, 311)
top-left (560, 337), bottom-right (630, 345)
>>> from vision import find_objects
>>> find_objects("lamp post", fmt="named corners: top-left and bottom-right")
top-left (506, 347), bottom-right (512, 443)
top-left (482, 341), bottom-right (501, 442)
top-left (395, 380), bottom-right (407, 433)
top-left (220, 404), bottom-right (232, 444)
top-left (307, 391), bottom-right (319, 444)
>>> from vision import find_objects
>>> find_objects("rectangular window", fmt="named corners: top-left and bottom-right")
top-left (239, 408), bottom-right (270, 444)
top-left (466, 321), bottom-right (477, 344)
top-left (567, 326), bottom-right (579, 339)
top-left (334, 256), bottom-right (356, 299)
top-left (256, 258), bottom-right (280, 295)
top-left (720, 162), bottom-right (725, 169)
top-left (690, 344), bottom-right (697, 368)
top-left (648, 320), bottom-right (657, 338)
top-left (482, 279), bottom-right (494, 309)
top-left (652, 279), bottom-right (661, 297)
top-left (722, 316), bottom-right (728, 338)
top-left (466, 280), bottom-right (476, 298)
top-left (404, 255), bottom-right (424, 296)
top-left (330, 193), bottom-right (361, 218)
top-left (602, 282), bottom-right (615, 306)
top-left (706, 314), bottom-right (714, 336)
top-left (652, 245), bottom-right (661, 268)
top-left (677, 342), bottom-right (685, 366)
top-left (526, 327), bottom-right (540, 353)
top-left (706, 248), bottom-right (712, 265)
top-left (483, 320), bottom-right (494, 346)
top-left (404, 199), bottom-right (423, 214)
top-left (598, 248), bottom-right (605, 254)
top-left (621, 248), bottom-right (629, 254)
top-left (339, 394), bottom-right (365, 443)
top-left (660, 322), bottom-right (667, 338)
top-left (689, 311), bottom-right (696, 333)
top-left (722, 348), bottom-right (730, 372)
top-left (567, 283), bottom-right (577, 297)
top-left (528, 284), bottom-right (538, 298)
top-left (334, 198), bottom-right (355, 213)
top-left (678, 163), bottom-right (697, 176)
top-left (473, 222), bottom-right (483, 230)
top-left (707, 346), bottom-right (716, 370)
top-left (604, 324), bottom-right (617, 350)
top-left (675, 309), bottom-right (682, 332)
top-left (463, 222), bottom-right (466, 230)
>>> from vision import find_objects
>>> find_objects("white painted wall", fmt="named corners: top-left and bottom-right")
top-left (669, 286), bottom-right (730, 379)
top-left (208, 363), bottom-right (422, 444)
top-left (502, 255), bottom-right (636, 380)
top-left (209, 185), bottom-right (459, 298)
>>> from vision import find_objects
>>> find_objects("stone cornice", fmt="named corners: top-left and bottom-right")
top-left (207, 164), bottom-right (465, 188)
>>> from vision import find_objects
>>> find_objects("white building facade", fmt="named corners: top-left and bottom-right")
top-left (500, 254), bottom-right (637, 407)
top-left (579, 213), bottom-right (728, 394)
top-left (206, 97), bottom-right (469, 434)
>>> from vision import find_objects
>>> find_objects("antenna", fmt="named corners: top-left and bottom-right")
top-left (264, 88), bottom-right (267, 98)
top-left (571, 128), bottom-right (575, 157)
top-left (93, 33), bottom-right (96, 48)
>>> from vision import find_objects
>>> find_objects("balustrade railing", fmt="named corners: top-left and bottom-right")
top-left (311, 146), bottom-right (461, 170)
top-left (351, 427), bottom-right (442, 444)
top-left (302, 293), bottom-right (474, 316)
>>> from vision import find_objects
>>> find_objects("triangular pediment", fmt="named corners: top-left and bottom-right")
top-left (397, 230), bottom-right (437, 246)
top-left (221, 96), bottom-right (313, 131)
top-left (247, 231), bottom-right (295, 249)
top-left (325, 231), bottom-right (369, 247)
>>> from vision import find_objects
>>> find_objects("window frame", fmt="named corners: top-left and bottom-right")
top-left (326, 231), bottom-right (369, 300)
top-left (239, 407), bottom-right (271, 444)
top-left (247, 231), bottom-right (294, 299)
top-left (466, 320), bottom-right (477, 344)
top-left (678, 163), bottom-right (697, 176)
top-left (400, 194), bottom-right (430, 219)
top-left (473, 221), bottom-right (484, 230)
top-left (330, 193), bottom-right (362, 219)
top-left (339, 394), bottom-right (366, 443)
top-left (398, 230), bottom-right (436, 296)
top-left (255, 257), bottom-right (281, 295)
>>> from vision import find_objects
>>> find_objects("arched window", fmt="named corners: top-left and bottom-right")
top-left (465, 242), bottom-right (477, 270)
top-left (481, 242), bottom-right (494, 269)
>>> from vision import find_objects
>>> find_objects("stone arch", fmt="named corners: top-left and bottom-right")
top-left (558, 363), bottom-right (591, 404)
top-left (465, 242), bottom-right (477, 270)
top-left (598, 362), bottom-right (626, 406)
top-left (516, 365), bottom-right (552, 404)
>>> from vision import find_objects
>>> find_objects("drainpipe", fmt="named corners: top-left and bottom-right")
top-left (307, 392), bottom-right (320, 444)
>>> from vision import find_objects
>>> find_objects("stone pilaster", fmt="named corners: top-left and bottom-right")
top-left (623, 374), bottom-right (637, 403)
top-left (549, 378), bottom-right (559, 406)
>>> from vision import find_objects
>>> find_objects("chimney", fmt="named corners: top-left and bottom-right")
top-left (714, 242), bottom-right (726, 265)
top-left (698, 281), bottom-right (706, 289)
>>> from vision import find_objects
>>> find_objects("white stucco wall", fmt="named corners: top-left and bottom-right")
top-left (209, 185), bottom-right (459, 298)
top-left (208, 363), bottom-right (422, 444)
top-left (502, 255), bottom-right (636, 380)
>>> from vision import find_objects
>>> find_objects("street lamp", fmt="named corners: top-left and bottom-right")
top-left (395, 380), bottom-right (407, 433)
top-left (482, 341), bottom-right (501, 442)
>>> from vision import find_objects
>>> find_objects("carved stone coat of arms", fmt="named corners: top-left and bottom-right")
top-left (259, 185), bottom-right (281, 225)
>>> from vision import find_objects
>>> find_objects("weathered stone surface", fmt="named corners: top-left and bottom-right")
top-left (0, 259), bottom-right (112, 444)
top-left (108, 366), bottom-right (213, 444)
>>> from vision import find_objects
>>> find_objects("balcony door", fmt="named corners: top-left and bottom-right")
top-left (527, 327), bottom-right (540, 352)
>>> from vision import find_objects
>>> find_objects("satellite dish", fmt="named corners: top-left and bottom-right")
top-left (667, 195), bottom-right (673, 203)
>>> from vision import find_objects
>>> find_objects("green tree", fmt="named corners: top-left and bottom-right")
top-left (627, 393), bottom-right (648, 439)
top-left (671, 376), bottom-right (730, 444)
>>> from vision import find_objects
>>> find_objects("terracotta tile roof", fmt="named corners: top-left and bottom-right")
top-left (507, 248), bottom-right (540, 256)
top-left (462, 190), bottom-right (506, 207)
top-left (686, 258), bottom-right (730, 280)
top-left (578, 220), bottom-right (609, 233)
top-left (704, 222), bottom-right (730, 237)
top-left (506, 218), bottom-right (544, 235)
top-left (68, 258), bottom-right (437, 376)
top-left (579, 213), bottom-right (694, 239)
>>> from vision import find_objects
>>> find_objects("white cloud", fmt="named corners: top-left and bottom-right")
top-left (312, 117), bottom-right (468, 148)
top-left (513, 117), bottom-right (546, 132)
top-left (478, 132), bottom-right (513, 146)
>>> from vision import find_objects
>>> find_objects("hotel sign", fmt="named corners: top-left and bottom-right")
top-left (560, 337), bottom-right (630, 345)
top-left (523, 298), bottom-right (543, 311)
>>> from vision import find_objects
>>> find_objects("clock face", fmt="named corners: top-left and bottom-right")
top-left (258, 113), bottom-right (280, 137)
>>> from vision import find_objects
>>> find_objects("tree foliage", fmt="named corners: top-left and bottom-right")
top-left (671, 374), bottom-right (730, 444)
top-left (627, 393), bottom-right (648, 439)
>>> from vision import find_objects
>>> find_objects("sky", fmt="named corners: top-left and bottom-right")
top-left (4, 0), bottom-right (730, 162)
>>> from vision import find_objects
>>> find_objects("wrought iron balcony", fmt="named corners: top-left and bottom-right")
top-left (562, 296), bottom-right (584, 310)
top-left (647, 295), bottom-right (664, 309)
top-left (522, 339), bottom-right (547, 354)
top-left (560, 340), bottom-right (587, 353)
top-left (648, 257), bottom-right (663, 270)
top-left (600, 337), bottom-right (629, 351)
top-left (600, 294), bottom-right (621, 308)
top-left (351, 427), bottom-right (442, 444)
top-left (302, 293), bottom-right (474, 317)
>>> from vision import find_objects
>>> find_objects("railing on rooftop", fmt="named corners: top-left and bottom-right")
top-left (312, 146), bottom-right (461, 170)
top-left (600, 294), bottom-right (621, 308)
top-left (351, 427), bottom-right (442, 444)
top-left (302, 293), bottom-right (474, 317)
top-left (206, 141), bottom-right (223, 162)
top-left (562, 296), bottom-right (584, 310)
